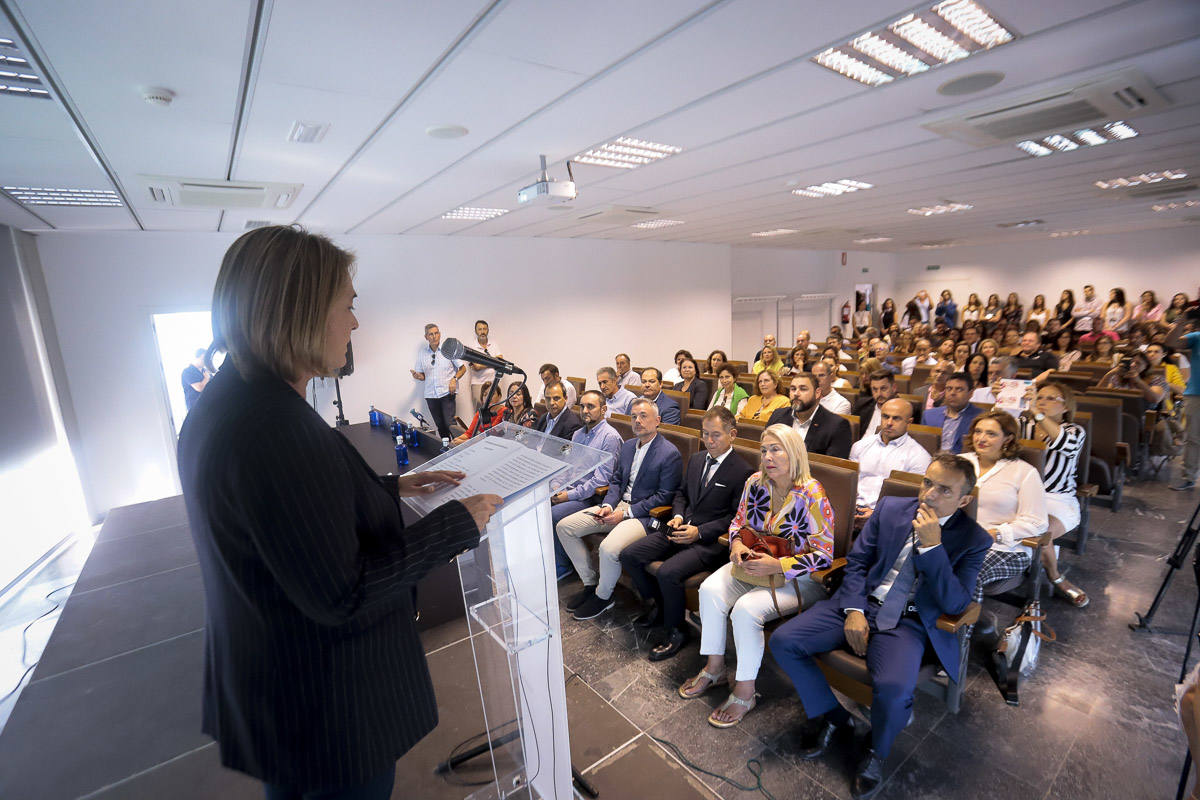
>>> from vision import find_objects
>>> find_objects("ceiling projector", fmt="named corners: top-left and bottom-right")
top-left (517, 154), bottom-right (576, 205)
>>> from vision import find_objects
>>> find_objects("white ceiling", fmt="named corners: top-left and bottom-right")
top-left (1, 0), bottom-right (1198, 250)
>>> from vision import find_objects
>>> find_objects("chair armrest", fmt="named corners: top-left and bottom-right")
top-left (1077, 484), bottom-right (1099, 498)
top-left (1115, 442), bottom-right (1130, 466)
top-left (812, 558), bottom-right (848, 590)
top-left (593, 486), bottom-right (608, 497)
top-left (718, 534), bottom-right (730, 547)
top-left (650, 506), bottom-right (674, 520)
top-left (936, 602), bottom-right (981, 633)
top-left (1020, 536), bottom-right (1044, 549)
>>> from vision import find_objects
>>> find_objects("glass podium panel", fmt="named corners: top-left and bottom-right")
top-left (404, 423), bottom-right (614, 799)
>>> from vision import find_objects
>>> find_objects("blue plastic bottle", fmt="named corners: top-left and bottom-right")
top-left (395, 435), bottom-right (409, 468)
top-left (369, 405), bottom-right (380, 427)
top-left (408, 425), bottom-right (420, 449)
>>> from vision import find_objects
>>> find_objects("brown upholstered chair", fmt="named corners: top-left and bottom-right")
top-left (680, 409), bottom-right (704, 431)
top-left (726, 360), bottom-right (749, 374)
top-left (839, 413), bottom-right (860, 441)
top-left (656, 423), bottom-right (700, 464)
top-left (1074, 396), bottom-right (1128, 510)
top-left (734, 418), bottom-right (767, 441)
top-left (662, 388), bottom-right (691, 410)
top-left (565, 376), bottom-right (586, 399)
top-left (893, 374), bottom-right (912, 395)
top-left (910, 364), bottom-right (933, 388)
top-left (897, 393), bottom-right (926, 424)
top-left (907, 423), bottom-right (942, 456)
top-left (607, 413), bottom-right (633, 442)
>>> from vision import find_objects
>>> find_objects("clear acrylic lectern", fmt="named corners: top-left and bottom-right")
top-left (403, 422), bottom-right (615, 799)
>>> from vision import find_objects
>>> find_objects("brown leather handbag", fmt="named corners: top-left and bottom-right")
top-left (730, 527), bottom-right (805, 617)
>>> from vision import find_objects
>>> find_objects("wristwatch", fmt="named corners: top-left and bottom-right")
top-left (1034, 412), bottom-right (1045, 422)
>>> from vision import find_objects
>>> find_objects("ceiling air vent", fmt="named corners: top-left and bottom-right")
top-left (139, 175), bottom-right (302, 209)
top-left (923, 68), bottom-right (1169, 147)
top-left (574, 206), bottom-right (662, 225)
top-left (244, 219), bottom-right (272, 230)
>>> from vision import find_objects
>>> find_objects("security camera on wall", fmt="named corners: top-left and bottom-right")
top-left (517, 154), bottom-right (577, 206)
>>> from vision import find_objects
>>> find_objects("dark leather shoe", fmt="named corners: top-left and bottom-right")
top-left (648, 628), bottom-right (687, 661)
top-left (633, 602), bottom-right (662, 628)
top-left (566, 586), bottom-right (595, 611)
top-left (851, 749), bottom-right (884, 799)
top-left (799, 718), bottom-right (847, 760)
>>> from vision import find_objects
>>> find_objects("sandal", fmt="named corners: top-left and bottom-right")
top-left (678, 669), bottom-right (725, 699)
top-left (1052, 575), bottom-right (1089, 608)
top-left (707, 691), bottom-right (759, 728)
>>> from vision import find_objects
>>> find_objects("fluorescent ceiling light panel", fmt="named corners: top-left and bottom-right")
top-left (1049, 229), bottom-right (1089, 237)
top-left (853, 235), bottom-right (893, 243)
top-left (1094, 169), bottom-right (1187, 189)
top-left (1152, 200), bottom-right (1200, 212)
top-left (3, 186), bottom-right (122, 206)
top-left (792, 178), bottom-right (873, 198)
top-left (630, 219), bottom-right (684, 229)
top-left (441, 206), bottom-right (508, 221)
top-left (996, 219), bottom-right (1043, 228)
top-left (0, 38), bottom-right (16, 49)
top-left (907, 202), bottom-right (973, 216)
top-left (751, 229), bottom-right (798, 237)
top-left (814, 1), bottom-right (1015, 87)
top-left (574, 137), bottom-right (682, 169)
top-left (1015, 120), bottom-right (1138, 157)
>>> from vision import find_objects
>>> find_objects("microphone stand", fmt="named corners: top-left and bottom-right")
top-left (478, 369), bottom-right (526, 431)
top-left (332, 377), bottom-right (349, 427)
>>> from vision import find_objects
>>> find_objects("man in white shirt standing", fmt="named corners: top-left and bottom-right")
top-left (849, 398), bottom-right (932, 527)
top-left (410, 322), bottom-right (464, 441)
top-left (467, 319), bottom-right (503, 411)
top-left (1073, 284), bottom-right (1103, 334)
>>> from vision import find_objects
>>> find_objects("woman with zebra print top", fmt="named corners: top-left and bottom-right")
top-left (1018, 382), bottom-right (1089, 608)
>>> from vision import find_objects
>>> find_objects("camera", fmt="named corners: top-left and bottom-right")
top-left (1119, 356), bottom-right (1135, 372)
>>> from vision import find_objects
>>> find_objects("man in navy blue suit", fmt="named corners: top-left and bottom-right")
top-left (556, 397), bottom-right (682, 620)
top-left (920, 372), bottom-right (981, 454)
top-left (769, 454), bottom-right (991, 799)
top-left (639, 367), bottom-right (682, 424)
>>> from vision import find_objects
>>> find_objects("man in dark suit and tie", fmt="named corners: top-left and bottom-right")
top-left (639, 367), bottom-right (682, 424)
top-left (536, 380), bottom-right (582, 440)
top-left (920, 372), bottom-right (982, 454)
top-left (766, 372), bottom-right (853, 459)
top-left (769, 454), bottom-right (991, 799)
top-left (557, 397), bottom-right (682, 620)
top-left (620, 406), bottom-right (754, 660)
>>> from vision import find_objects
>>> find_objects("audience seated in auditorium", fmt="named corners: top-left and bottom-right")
top-left (620, 406), bottom-right (755, 661)
top-left (936, 289), bottom-right (958, 329)
top-left (785, 346), bottom-right (808, 376)
top-left (1099, 350), bottom-right (1165, 410)
top-left (922, 372), bottom-right (981, 454)
top-left (615, 352), bottom-right (638, 388)
top-left (769, 454), bottom-right (990, 800)
top-left (754, 344), bottom-right (786, 376)
top-left (1054, 290), bottom-right (1075, 327)
top-left (965, 352), bottom-right (989, 392)
top-left (811, 361), bottom-right (852, 416)
top-left (1085, 335), bottom-right (1119, 367)
top-left (855, 370), bottom-right (899, 440)
top-left (597, 366), bottom-right (636, 417)
top-left (674, 356), bottom-right (710, 410)
top-left (679, 425), bottom-right (834, 727)
top-left (1002, 292), bottom-right (1023, 328)
top-left (982, 294), bottom-right (1003, 332)
top-left (1073, 284), bottom-right (1104, 340)
top-left (706, 349), bottom-right (728, 375)
top-left (1099, 287), bottom-right (1133, 339)
top-left (766, 372), bottom-right (852, 459)
top-left (663, 349), bottom-right (693, 386)
top-left (1026, 294), bottom-right (1050, 330)
top-left (536, 380), bottom-right (583, 439)
top-left (550, 390), bottom-right (624, 580)
top-left (451, 380), bottom-right (509, 444)
top-left (558, 398), bottom-right (682, 620)
top-left (912, 359), bottom-right (953, 412)
top-left (959, 410), bottom-right (1049, 593)
top-left (709, 365), bottom-right (750, 416)
top-left (753, 333), bottom-right (777, 366)
top-left (1048, 329), bottom-right (1082, 372)
top-left (1132, 290), bottom-right (1164, 325)
top-left (795, 330), bottom-right (819, 356)
top-left (850, 398), bottom-right (933, 527)
top-left (1017, 382), bottom-right (1088, 607)
top-left (504, 383), bottom-right (537, 429)
top-left (740, 370), bottom-right (789, 423)
top-left (901, 339), bottom-right (936, 375)
top-left (879, 299), bottom-right (897, 330)
top-left (534, 363), bottom-right (578, 407)
top-left (1011, 331), bottom-right (1060, 380)
top-left (1166, 292), bottom-right (1191, 325)
top-left (639, 367), bottom-right (683, 424)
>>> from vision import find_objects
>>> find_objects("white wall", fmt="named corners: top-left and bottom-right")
top-left (32, 232), bottom-right (732, 517)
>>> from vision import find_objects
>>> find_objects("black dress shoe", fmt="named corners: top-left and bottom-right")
top-left (798, 718), bottom-right (849, 760)
top-left (851, 749), bottom-right (885, 799)
top-left (648, 628), bottom-right (688, 661)
top-left (566, 586), bottom-right (595, 611)
top-left (633, 602), bottom-right (662, 628)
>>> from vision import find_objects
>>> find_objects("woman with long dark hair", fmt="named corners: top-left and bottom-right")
top-left (880, 298), bottom-right (896, 329)
top-left (1055, 289), bottom-right (1075, 325)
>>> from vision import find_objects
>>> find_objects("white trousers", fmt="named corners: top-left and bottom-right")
top-left (555, 502), bottom-right (647, 598)
top-left (698, 562), bottom-right (827, 682)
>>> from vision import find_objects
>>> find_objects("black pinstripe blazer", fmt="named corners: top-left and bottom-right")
top-left (177, 363), bottom-right (479, 790)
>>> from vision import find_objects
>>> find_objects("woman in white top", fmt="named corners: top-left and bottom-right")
top-left (708, 365), bottom-right (750, 417)
top-left (1025, 294), bottom-right (1049, 331)
top-left (962, 293), bottom-right (983, 322)
top-left (1131, 290), bottom-right (1164, 325)
top-left (1102, 288), bottom-right (1133, 336)
top-left (1049, 329), bottom-right (1082, 372)
top-left (960, 410), bottom-right (1049, 591)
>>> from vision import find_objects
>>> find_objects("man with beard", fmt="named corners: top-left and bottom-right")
top-left (766, 372), bottom-right (852, 459)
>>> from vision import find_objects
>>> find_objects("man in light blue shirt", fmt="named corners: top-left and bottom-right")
top-left (551, 390), bottom-right (624, 580)
top-left (597, 366), bottom-right (636, 417)
top-left (410, 322), bottom-right (464, 441)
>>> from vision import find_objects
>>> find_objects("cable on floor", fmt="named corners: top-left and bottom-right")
top-left (650, 735), bottom-right (778, 800)
top-left (0, 582), bottom-right (76, 704)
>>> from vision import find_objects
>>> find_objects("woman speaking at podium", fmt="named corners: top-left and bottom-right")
top-left (177, 225), bottom-right (502, 800)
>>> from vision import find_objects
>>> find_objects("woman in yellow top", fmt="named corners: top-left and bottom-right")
top-left (752, 344), bottom-right (785, 376)
top-left (739, 370), bottom-right (789, 422)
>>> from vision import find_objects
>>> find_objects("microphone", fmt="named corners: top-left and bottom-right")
top-left (440, 338), bottom-right (522, 376)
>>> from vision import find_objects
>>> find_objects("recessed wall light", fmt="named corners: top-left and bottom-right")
top-left (631, 219), bottom-right (684, 229)
top-left (574, 137), bottom-right (682, 169)
top-left (907, 202), bottom-right (973, 216)
top-left (1016, 120), bottom-right (1139, 157)
top-left (3, 186), bottom-right (123, 206)
top-left (1049, 229), bottom-right (1089, 237)
top-left (287, 120), bottom-right (330, 143)
top-left (1153, 200), bottom-right (1200, 212)
top-left (812, 1), bottom-right (1016, 87)
top-left (751, 229), bottom-right (799, 237)
top-left (441, 206), bottom-right (508, 221)
top-left (792, 178), bottom-right (873, 198)
top-left (1094, 169), bottom-right (1187, 189)
top-left (853, 235), bottom-right (893, 244)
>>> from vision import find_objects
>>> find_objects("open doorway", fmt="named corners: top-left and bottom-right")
top-left (150, 311), bottom-right (218, 436)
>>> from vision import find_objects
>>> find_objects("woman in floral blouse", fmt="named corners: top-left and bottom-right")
top-left (678, 425), bottom-right (835, 727)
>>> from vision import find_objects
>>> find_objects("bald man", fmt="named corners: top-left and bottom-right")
top-left (849, 398), bottom-right (932, 526)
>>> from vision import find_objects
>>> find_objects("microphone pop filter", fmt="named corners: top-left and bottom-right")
top-left (440, 338), bottom-right (465, 360)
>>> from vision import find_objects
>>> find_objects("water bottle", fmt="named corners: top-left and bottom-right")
top-left (391, 416), bottom-right (403, 438)
top-left (369, 405), bottom-right (380, 427)
top-left (408, 423), bottom-right (420, 448)
top-left (440, 436), bottom-right (451, 453)
top-left (395, 435), bottom-right (409, 468)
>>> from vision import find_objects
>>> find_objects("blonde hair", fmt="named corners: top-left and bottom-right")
top-left (211, 225), bottom-right (354, 382)
top-left (759, 424), bottom-right (812, 487)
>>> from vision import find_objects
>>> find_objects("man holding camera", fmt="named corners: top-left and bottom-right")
top-left (1167, 311), bottom-right (1200, 491)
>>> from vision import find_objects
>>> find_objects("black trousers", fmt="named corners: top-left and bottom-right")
top-left (264, 766), bottom-right (395, 800)
top-left (619, 530), bottom-right (726, 629)
top-left (425, 393), bottom-right (457, 441)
